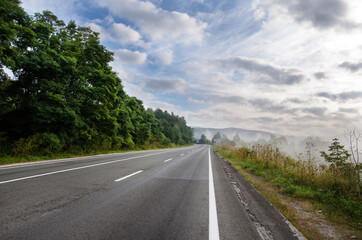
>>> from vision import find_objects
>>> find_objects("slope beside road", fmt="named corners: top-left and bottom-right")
top-left (0, 145), bottom-right (303, 239)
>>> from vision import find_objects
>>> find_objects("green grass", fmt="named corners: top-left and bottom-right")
top-left (0, 143), bottom-right (192, 165)
top-left (214, 145), bottom-right (362, 229)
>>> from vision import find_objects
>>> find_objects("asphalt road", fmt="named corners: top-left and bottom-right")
top-left (0, 145), bottom-right (302, 240)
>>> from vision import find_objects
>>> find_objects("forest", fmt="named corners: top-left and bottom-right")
top-left (0, 0), bottom-right (193, 158)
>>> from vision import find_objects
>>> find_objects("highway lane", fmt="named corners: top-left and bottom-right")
top-left (0, 145), bottom-right (300, 239)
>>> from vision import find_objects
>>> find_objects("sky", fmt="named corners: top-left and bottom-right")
top-left (21, 0), bottom-right (362, 138)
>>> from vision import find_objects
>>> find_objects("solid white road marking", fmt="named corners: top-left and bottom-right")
top-left (0, 151), bottom-right (171, 185)
top-left (164, 158), bottom-right (173, 162)
top-left (209, 146), bottom-right (220, 240)
top-left (114, 170), bottom-right (143, 182)
top-left (0, 149), bottom-right (173, 171)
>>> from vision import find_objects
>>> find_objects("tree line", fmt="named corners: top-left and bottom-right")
top-left (0, 0), bottom-right (193, 156)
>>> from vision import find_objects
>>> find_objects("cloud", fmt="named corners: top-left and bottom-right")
top-left (339, 107), bottom-right (359, 114)
top-left (282, 98), bottom-right (305, 104)
top-left (144, 78), bottom-right (187, 93)
top-left (278, 0), bottom-right (359, 30)
top-left (181, 62), bottom-right (209, 74)
top-left (188, 97), bottom-right (205, 104)
top-left (314, 72), bottom-right (327, 79)
top-left (155, 50), bottom-right (173, 65)
top-left (88, 20), bottom-right (141, 44)
top-left (97, 0), bottom-right (206, 43)
top-left (21, 0), bottom-right (78, 22)
top-left (301, 107), bottom-right (327, 117)
top-left (252, 116), bottom-right (284, 123)
top-left (204, 93), bottom-right (245, 104)
top-left (248, 98), bottom-right (296, 114)
top-left (146, 101), bottom-right (180, 112)
top-left (114, 49), bottom-right (147, 65)
top-left (317, 91), bottom-right (362, 101)
top-left (339, 61), bottom-right (362, 72)
top-left (123, 81), bottom-right (154, 100)
top-left (109, 23), bottom-right (141, 43)
top-left (214, 56), bottom-right (305, 85)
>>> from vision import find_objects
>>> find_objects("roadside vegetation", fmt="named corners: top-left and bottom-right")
top-left (195, 134), bottom-right (211, 144)
top-left (214, 136), bottom-right (361, 237)
top-left (0, 1), bottom-right (193, 164)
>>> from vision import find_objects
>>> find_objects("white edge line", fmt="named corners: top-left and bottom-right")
top-left (0, 151), bottom-right (169, 185)
top-left (209, 146), bottom-right (220, 240)
top-left (164, 158), bottom-right (173, 163)
top-left (0, 149), bottom-right (173, 170)
top-left (114, 170), bottom-right (143, 182)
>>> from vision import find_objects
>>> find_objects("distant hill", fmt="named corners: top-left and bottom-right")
top-left (193, 127), bottom-right (280, 142)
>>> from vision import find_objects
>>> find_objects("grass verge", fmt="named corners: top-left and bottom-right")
top-left (0, 144), bottom-right (192, 165)
top-left (214, 145), bottom-right (361, 240)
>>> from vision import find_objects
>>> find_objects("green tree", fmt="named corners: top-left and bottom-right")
top-left (200, 134), bottom-right (211, 144)
top-left (320, 138), bottom-right (351, 168)
top-left (0, 3), bottom-right (193, 155)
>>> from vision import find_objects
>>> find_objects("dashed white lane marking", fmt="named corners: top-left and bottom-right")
top-left (114, 170), bottom-right (143, 182)
top-left (164, 158), bottom-right (173, 162)
top-left (209, 146), bottom-right (220, 240)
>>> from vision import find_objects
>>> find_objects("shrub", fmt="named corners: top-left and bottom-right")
top-left (36, 132), bottom-right (61, 154)
top-left (12, 136), bottom-right (39, 156)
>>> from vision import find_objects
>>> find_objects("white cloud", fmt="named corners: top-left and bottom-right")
top-left (214, 56), bottom-right (306, 85)
top-left (156, 50), bottom-right (173, 65)
top-left (109, 23), bottom-right (141, 43)
top-left (182, 62), bottom-right (209, 74)
top-left (21, 0), bottom-right (79, 22)
top-left (96, 0), bottom-right (207, 43)
top-left (276, 0), bottom-right (360, 30)
top-left (143, 78), bottom-right (187, 93)
top-left (339, 61), bottom-right (362, 72)
top-left (145, 101), bottom-right (186, 117)
top-left (188, 97), bottom-right (205, 104)
top-left (88, 20), bottom-right (141, 44)
top-left (123, 81), bottom-right (154, 101)
top-left (146, 101), bottom-right (179, 111)
top-left (114, 49), bottom-right (147, 65)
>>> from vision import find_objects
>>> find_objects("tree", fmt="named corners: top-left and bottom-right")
top-left (320, 138), bottom-right (351, 168)
top-left (345, 129), bottom-right (361, 195)
top-left (0, 3), bottom-right (194, 155)
top-left (200, 134), bottom-right (207, 144)
top-left (305, 140), bottom-right (316, 168)
top-left (154, 109), bottom-right (193, 145)
top-left (212, 131), bottom-right (221, 144)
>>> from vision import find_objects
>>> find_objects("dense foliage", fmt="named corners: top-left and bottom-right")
top-left (0, 1), bottom-right (193, 156)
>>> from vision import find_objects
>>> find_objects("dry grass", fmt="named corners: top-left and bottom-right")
top-left (216, 145), bottom-right (362, 240)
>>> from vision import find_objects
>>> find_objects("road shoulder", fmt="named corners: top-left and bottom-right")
top-left (213, 150), bottom-right (306, 240)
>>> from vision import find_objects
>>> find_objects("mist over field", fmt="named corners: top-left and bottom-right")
top-left (194, 127), bottom-right (332, 163)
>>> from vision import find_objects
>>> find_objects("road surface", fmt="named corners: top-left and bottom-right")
top-left (0, 145), bottom-right (302, 239)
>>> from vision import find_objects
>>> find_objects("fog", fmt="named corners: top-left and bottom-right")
top-left (194, 127), bottom-right (332, 164)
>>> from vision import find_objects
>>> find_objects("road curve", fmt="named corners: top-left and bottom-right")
top-left (0, 145), bottom-right (301, 240)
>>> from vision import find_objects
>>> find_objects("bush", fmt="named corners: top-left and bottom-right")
top-left (12, 136), bottom-right (39, 156)
top-left (36, 132), bottom-right (61, 154)
top-left (12, 133), bottom-right (61, 156)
